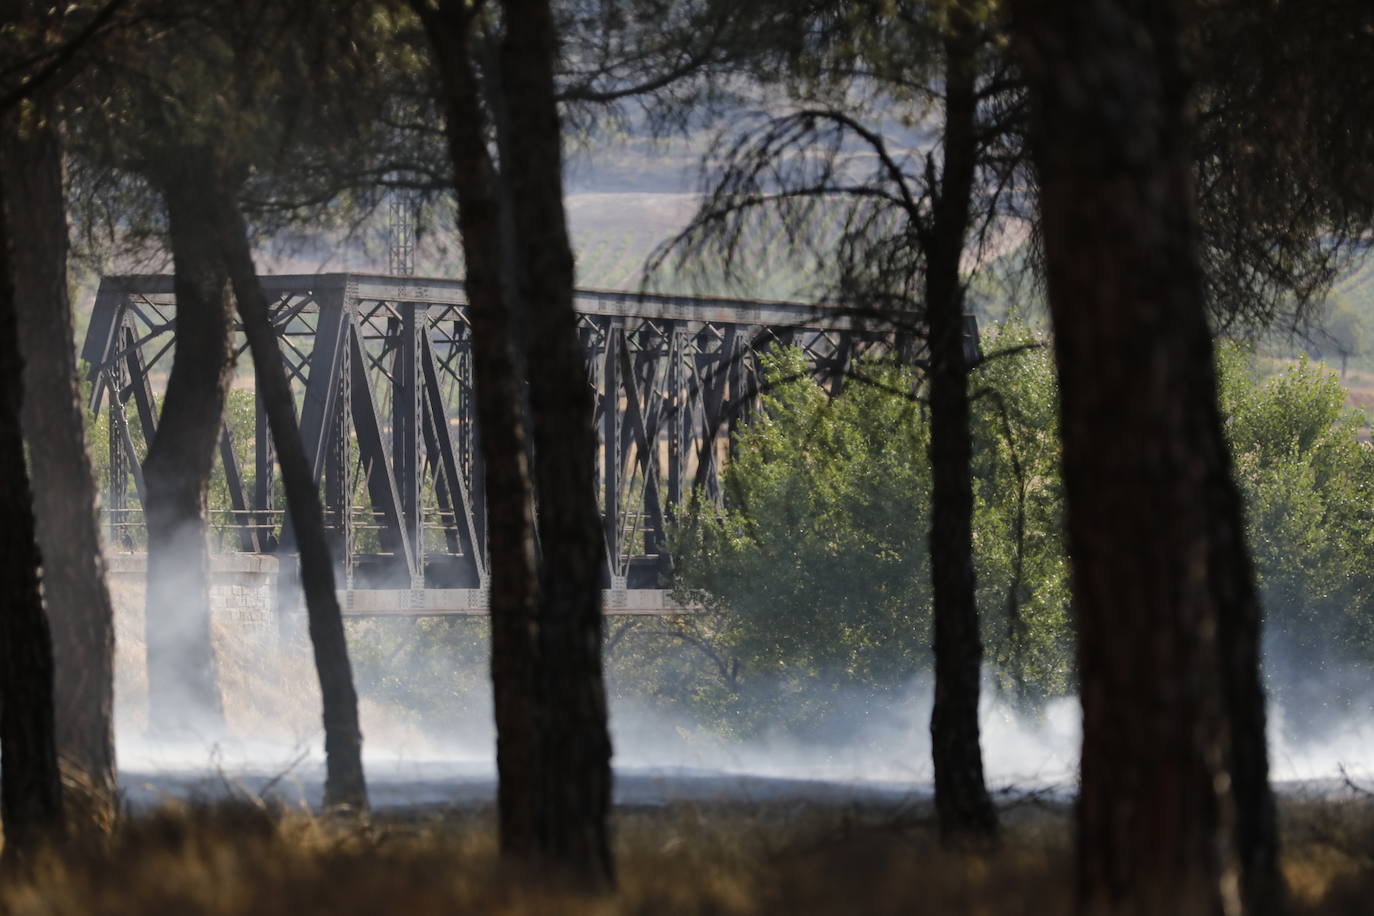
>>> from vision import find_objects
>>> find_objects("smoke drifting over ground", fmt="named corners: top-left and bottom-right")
top-left (110, 576), bottom-right (1374, 811)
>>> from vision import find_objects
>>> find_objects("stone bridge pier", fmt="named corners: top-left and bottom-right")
top-left (106, 553), bottom-right (282, 642)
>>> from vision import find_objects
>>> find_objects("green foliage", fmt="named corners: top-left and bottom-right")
top-left (1218, 349), bottom-right (1374, 717)
top-left (967, 328), bottom-right (1070, 698)
top-left (647, 337), bottom-right (1374, 739)
top-left (665, 349), bottom-right (933, 737)
top-left (657, 329), bottom-right (1071, 738)
top-left (345, 617), bottom-right (492, 737)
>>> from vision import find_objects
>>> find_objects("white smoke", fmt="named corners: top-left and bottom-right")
top-left (109, 565), bottom-right (1374, 810)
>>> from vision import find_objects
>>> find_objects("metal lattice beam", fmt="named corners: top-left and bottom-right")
top-left (83, 272), bottom-right (957, 615)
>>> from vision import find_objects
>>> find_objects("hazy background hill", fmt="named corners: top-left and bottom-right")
top-left (73, 123), bottom-right (1374, 405)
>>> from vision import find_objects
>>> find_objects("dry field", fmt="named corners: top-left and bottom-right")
top-left (1335, 366), bottom-right (1374, 416)
top-left (1, 793), bottom-right (1373, 915)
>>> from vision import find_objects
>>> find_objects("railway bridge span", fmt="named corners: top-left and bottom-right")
top-left (82, 272), bottom-right (960, 617)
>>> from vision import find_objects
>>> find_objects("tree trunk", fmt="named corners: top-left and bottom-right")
top-left (0, 120), bottom-right (65, 855)
top-left (500, 0), bottom-right (615, 884)
top-left (1011, 1), bottom-right (1276, 913)
top-left (202, 162), bottom-right (368, 812)
top-left (926, 10), bottom-right (997, 845)
top-left (422, 0), bottom-right (543, 857)
top-left (142, 152), bottom-right (235, 739)
top-left (1213, 416), bottom-right (1283, 914)
top-left (3, 107), bottom-right (117, 827)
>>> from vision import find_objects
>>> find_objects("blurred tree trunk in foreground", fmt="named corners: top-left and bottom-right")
top-left (500, 0), bottom-right (615, 884)
top-left (927, 5), bottom-right (997, 845)
top-left (4, 104), bottom-right (118, 828)
top-left (416, 0), bottom-right (544, 859)
top-left (1011, 1), bottom-right (1281, 914)
top-left (205, 163), bottom-right (369, 813)
top-left (0, 112), bottom-right (65, 856)
top-left (418, 0), bottom-right (615, 882)
top-left (142, 152), bottom-right (234, 739)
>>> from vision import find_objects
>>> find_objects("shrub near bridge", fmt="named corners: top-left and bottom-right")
top-left (644, 335), bottom-right (1374, 741)
top-left (657, 329), bottom-right (1073, 740)
top-left (1219, 348), bottom-right (1374, 727)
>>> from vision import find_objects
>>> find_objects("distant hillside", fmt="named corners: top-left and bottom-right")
top-left (74, 179), bottom-right (1374, 360)
top-left (1336, 254), bottom-right (1374, 322)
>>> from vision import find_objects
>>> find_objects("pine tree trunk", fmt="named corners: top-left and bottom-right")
top-left (143, 153), bottom-right (235, 739)
top-left (0, 124), bottom-right (64, 855)
top-left (1214, 447), bottom-right (1284, 916)
top-left (500, 0), bottom-right (615, 884)
top-left (203, 165), bottom-right (369, 812)
top-left (926, 11), bottom-right (997, 845)
top-left (422, 0), bottom-right (542, 857)
top-left (1011, 1), bottom-right (1276, 912)
top-left (3, 108), bottom-right (117, 827)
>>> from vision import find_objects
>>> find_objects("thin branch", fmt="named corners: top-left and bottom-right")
top-left (970, 340), bottom-right (1045, 371)
top-left (0, 0), bottom-right (133, 114)
top-left (642, 626), bottom-right (739, 690)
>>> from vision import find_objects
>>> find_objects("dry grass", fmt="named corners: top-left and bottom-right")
top-left (1280, 792), bottom-right (1374, 914)
top-left (3, 794), bottom-right (1374, 914)
top-left (0, 800), bottom-right (1074, 916)
top-left (88, 581), bottom-right (1374, 913)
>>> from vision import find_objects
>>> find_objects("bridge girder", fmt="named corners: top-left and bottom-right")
top-left (82, 273), bottom-right (947, 614)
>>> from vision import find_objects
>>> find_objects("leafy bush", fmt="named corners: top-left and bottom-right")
top-left (1219, 349), bottom-right (1374, 725)
top-left (657, 329), bottom-right (1072, 738)
top-left (650, 338), bottom-right (1374, 739)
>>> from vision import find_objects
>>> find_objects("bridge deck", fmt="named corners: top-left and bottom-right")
top-left (338, 588), bottom-right (690, 616)
top-left (90, 272), bottom-right (864, 331)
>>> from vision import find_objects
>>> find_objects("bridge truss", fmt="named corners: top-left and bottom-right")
top-left (82, 273), bottom-right (940, 616)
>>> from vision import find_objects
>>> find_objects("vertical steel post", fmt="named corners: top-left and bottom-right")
top-left (254, 392), bottom-right (275, 547)
top-left (458, 317), bottom-right (484, 561)
top-left (601, 319), bottom-right (621, 580)
top-left (107, 321), bottom-right (128, 547)
top-left (697, 325), bottom-right (733, 498)
top-left (726, 327), bottom-right (746, 462)
top-left (338, 322), bottom-right (354, 587)
top-left (219, 425), bottom-right (258, 551)
top-left (666, 323), bottom-right (683, 511)
top-left (682, 328), bottom-right (700, 501)
top-left (393, 303), bottom-right (424, 587)
top-left (389, 193), bottom-right (416, 277)
top-left (323, 326), bottom-right (353, 584)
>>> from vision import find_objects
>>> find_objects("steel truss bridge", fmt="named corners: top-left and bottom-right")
top-left (82, 273), bottom-right (943, 616)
